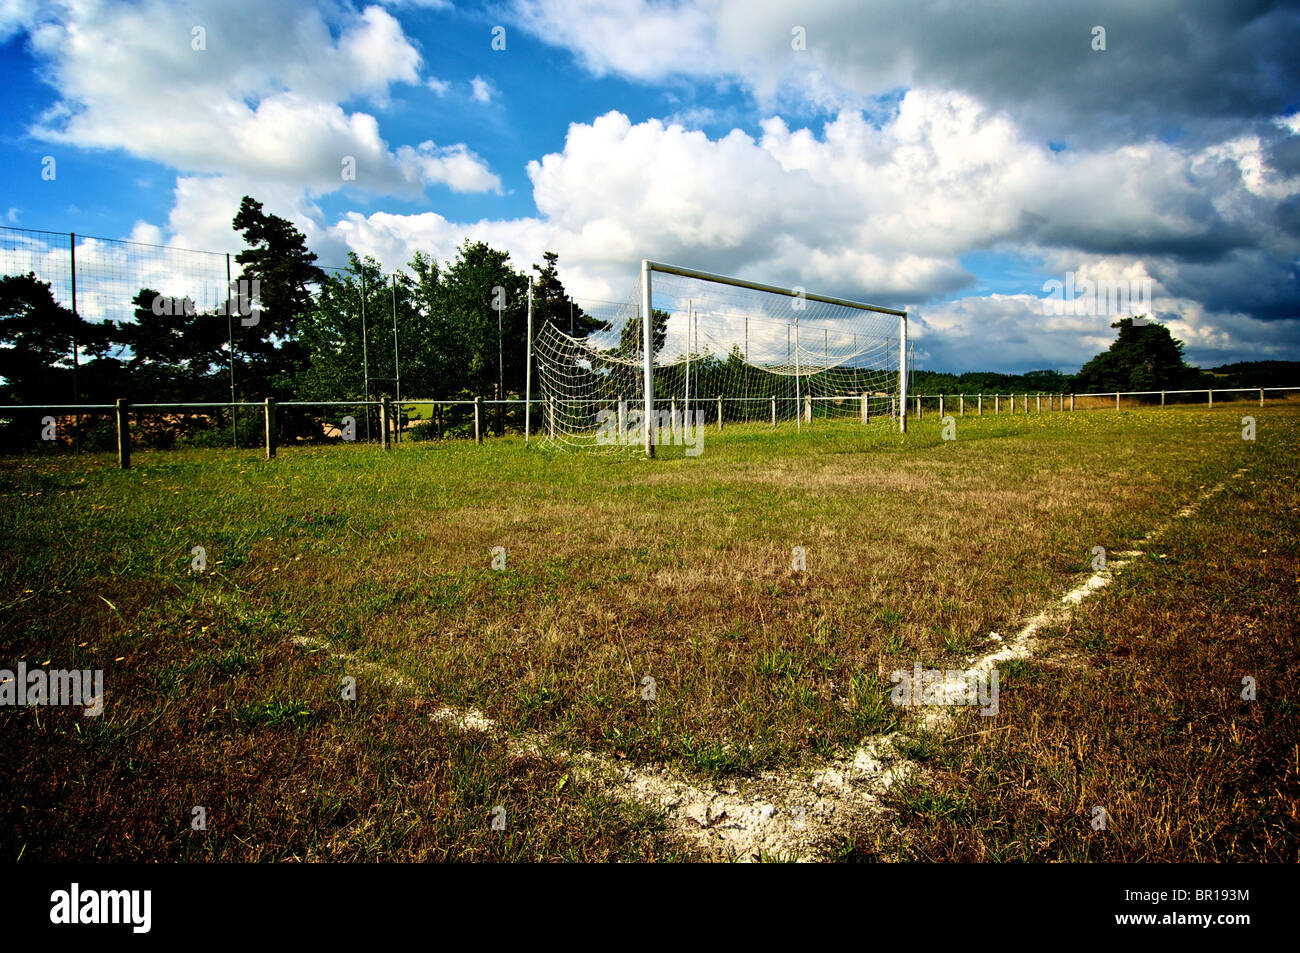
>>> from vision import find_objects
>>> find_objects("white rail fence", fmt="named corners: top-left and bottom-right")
top-left (3, 385), bottom-right (1296, 468)
top-left (896, 386), bottom-right (1300, 420)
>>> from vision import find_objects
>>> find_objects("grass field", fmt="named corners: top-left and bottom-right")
top-left (2, 404), bottom-right (1297, 861)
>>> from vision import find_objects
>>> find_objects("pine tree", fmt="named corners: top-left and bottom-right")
top-left (530, 251), bottom-right (608, 338)
top-left (1072, 317), bottom-right (1205, 392)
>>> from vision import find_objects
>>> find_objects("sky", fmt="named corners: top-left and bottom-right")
top-left (1, 0), bottom-right (1298, 373)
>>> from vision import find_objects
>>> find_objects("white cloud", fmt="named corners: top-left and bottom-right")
top-left (913, 253), bottom-right (1299, 371)
top-left (912, 294), bottom-right (1099, 373)
top-left (470, 76), bottom-right (496, 104)
top-left (338, 4), bottom-right (423, 101)
top-left (315, 94), bottom-right (1297, 368)
top-left (511, 0), bottom-right (717, 83)
top-left (125, 221), bottom-right (165, 246)
top-left (396, 141), bottom-right (504, 193)
top-left (12, 0), bottom-right (1292, 371)
top-left (0, 0), bottom-right (38, 41)
top-left (19, 0), bottom-right (499, 198)
top-left (510, 1), bottom-right (1300, 139)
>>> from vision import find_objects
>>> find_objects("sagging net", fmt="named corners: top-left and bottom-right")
top-left (532, 268), bottom-right (910, 451)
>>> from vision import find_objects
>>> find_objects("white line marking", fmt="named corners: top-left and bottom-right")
top-left (292, 471), bottom-right (1244, 860)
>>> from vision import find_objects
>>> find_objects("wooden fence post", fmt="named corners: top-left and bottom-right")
top-left (978, 393), bottom-right (983, 416)
top-left (959, 394), bottom-right (964, 416)
top-left (264, 398), bottom-right (276, 459)
top-left (1070, 393), bottom-right (1075, 411)
top-left (939, 394), bottom-right (945, 418)
top-left (115, 398), bottom-right (130, 470)
top-left (474, 396), bottom-right (482, 444)
top-left (995, 394), bottom-right (1000, 414)
top-left (717, 395), bottom-right (723, 431)
top-left (1208, 389), bottom-right (1214, 408)
top-left (1259, 388), bottom-right (1265, 407)
top-left (379, 397), bottom-right (390, 450)
top-left (771, 395), bottom-right (777, 426)
top-left (1115, 392), bottom-right (1120, 411)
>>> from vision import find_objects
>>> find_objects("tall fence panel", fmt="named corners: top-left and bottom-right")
top-left (1, 225), bottom-right (235, 326)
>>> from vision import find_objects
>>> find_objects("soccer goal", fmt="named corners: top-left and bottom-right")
top-left (529, 260), bottom-right (910, 455)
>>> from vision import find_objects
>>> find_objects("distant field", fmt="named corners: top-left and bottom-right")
top-left (1, 404), bottom-right (1296, 860)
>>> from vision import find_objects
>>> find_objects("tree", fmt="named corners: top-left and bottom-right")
top-left (112, 289), bottom-right (229, 402)
top-left (1202, 360), bottom-right (1300, 388)
top-left (908, 369), bottom-right (1070, 394)
top-left (1071, 317), bottom-right (1205, 392)
top-left (0, 273), bottom-right (113, 404)
top-left (231, 196), bottom-right (328, 402)
top-left (530, 251), bottom-right (608, 338)
top-left (437, 241), bottom-right (529, 433)
top-left (403, 251), bottom-right (452, 401)
top-left (617, 308), bottom-right (670, 361)
top-left (232, 197), bottom-right (327, 339)
top-left (231, 196), bottom-right (331, 439)
top-left (298, 254), bottom-right (390, 403)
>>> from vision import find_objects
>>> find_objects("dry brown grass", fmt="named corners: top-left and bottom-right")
top-left (0, 403), bottom-right (1293, 859)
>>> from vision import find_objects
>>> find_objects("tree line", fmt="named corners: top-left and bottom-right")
top-left (0, 196), bottom-right (602, 446)
top-left (3, 195), bottom-right (1292, 448)
top-left (909, 319), bottom-right (1296, 397)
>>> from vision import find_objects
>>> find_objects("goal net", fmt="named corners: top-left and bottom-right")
top-left (530, 261), bottom-right (910, 454)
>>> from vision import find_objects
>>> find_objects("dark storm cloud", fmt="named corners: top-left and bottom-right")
top-left (1152, 249), bottom-right (1300, 322)
top-left (781, 0), bottom-right (1300, 144)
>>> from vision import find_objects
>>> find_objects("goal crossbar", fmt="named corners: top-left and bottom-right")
top-left (644, 260), bottom-right (907, 318)
top-left (641, 260), bottom-right (908, 455)
top-left (529, 260), bottom-right (910, 457)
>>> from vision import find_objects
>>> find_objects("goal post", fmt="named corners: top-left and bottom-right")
top-left (899, 309), bottom-right (908, 434)
top-left (524, 275), bottom-right (533, 446)
top-left (533, 258), bottom-right (908, 453)
top-left (642, 259), bottom-right (907, 440)
top-left (641, 259), bottom-right (654, 457)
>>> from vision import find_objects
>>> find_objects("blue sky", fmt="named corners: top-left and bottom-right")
top-left (1, 0), bottom-right (1298, 373)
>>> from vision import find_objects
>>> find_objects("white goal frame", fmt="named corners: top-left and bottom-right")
top-left (639, 259), bottom-right (909, 456)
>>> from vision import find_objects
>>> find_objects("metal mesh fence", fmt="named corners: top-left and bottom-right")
top-left (0, 225), bottom-right (236, 324)
top-left (6, 225), bottom-right (1297, 458)
top-left (0, 226), bottom-right (374, 450)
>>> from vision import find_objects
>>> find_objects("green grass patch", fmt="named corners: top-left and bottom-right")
top-left (0, 404), bottom-right (1294, 859)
